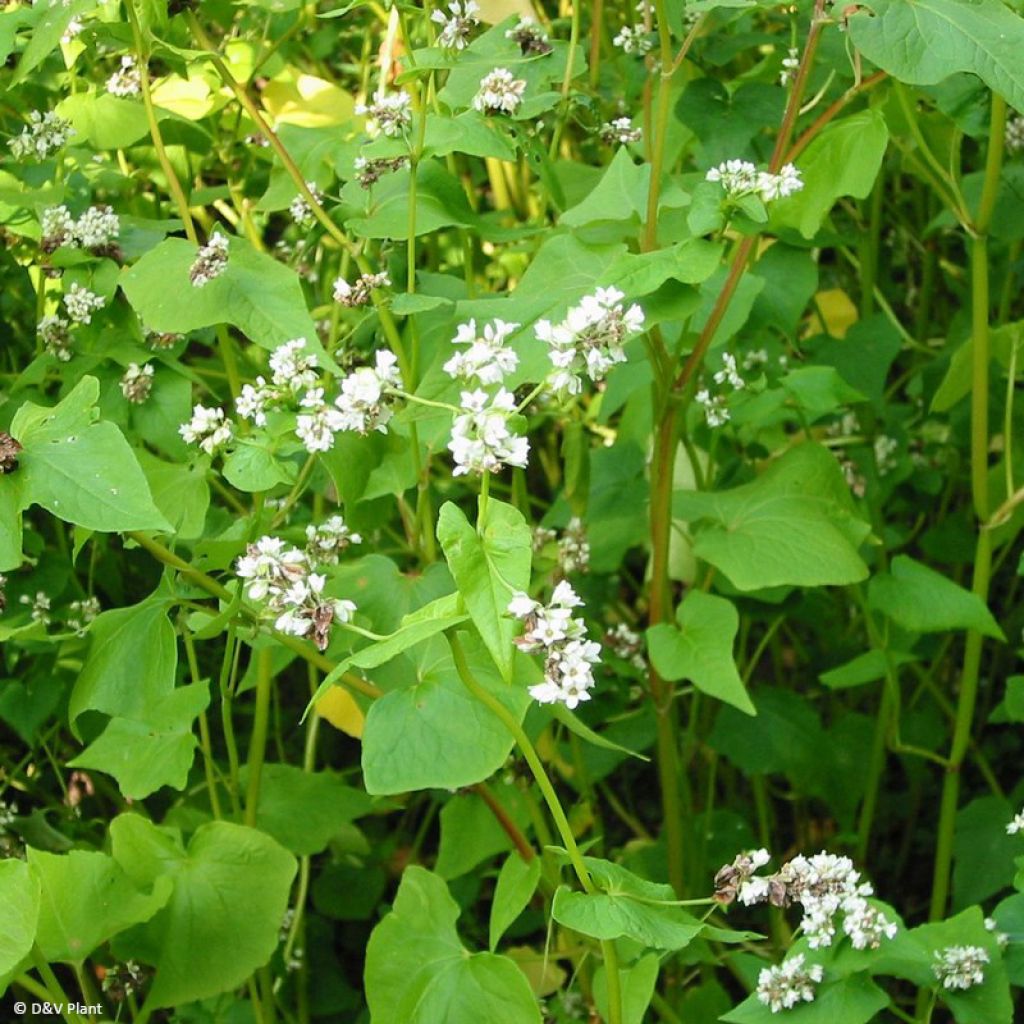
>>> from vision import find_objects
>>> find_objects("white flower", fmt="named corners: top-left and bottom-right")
top-left (443, 318), bottom-right (520, 385)
top-left (696, 389), bottom-right (729, 427)
top-left (9, 111), bottom-right (75, 160)
top-left (295, 389), bottom-right (345, 452)
top-left (41, 205), bottom-right (75, 247)
top-left (933, 945), bottom-right (989, 991)
top-left (305, 515), bottom-right (361, 564)
top-left (236, 536), bottom-right (307, 602)
top-left (289, 182), bottom-right (323, 226)
top-left (757, 163), bottom-right (803, 201)
top-left (66, 596), bottom-right (101, 635)
top-left (236, 377), bottom-right (276, 426)
top-left (353, 155), bottom-right (409, 188)
top-left (507, 591), bottom-right (541, 619)
top-left (63, 284), bottom-right (105, 324)
top-left (270, 338), bottom-right (320, 392)
top-left (357, 91), bottom-right (412, 138)
top-left (334, 350), bottom-right (402, 434)
top-left (506, 17), bottom-right (552, 56)
top-left (1006, 115), bottom-right (1024, 155)
top-left (1007, 808), bottom-right (1024, 834)
top-left (874, 434), bottom-right (899, 476)
top-left (38, 315), bottom-right (72, 361)
top-left (448, 388), bottom-right (529, 476)
top-left (120, 362), bottom-right (154, 404)
top-left (107, 56), bottom-right (141, 97)
top-left (706, 159), bottom-right (803, 203)
top-left (74, 206), bottom-right (120, 249)
top-left (333, 271), bottom-right (390, 308)
top-left (612, 25), bottom-right (653, 55)
top-left (756, 955), bottom-right (824, 1014)
top-left (779, 47), bottom-right (800, 87)
top-left (600, 117), bottom-right (642, 145)
top-left (473, 69), bottom-right (526, 116)
top-left (431, 0), bottom-right (479, 49)
top-left (20, 591), bottom-right (51, 625)
top-left (713, 353), bottom-right (744, 390)
top-left (538, 286), bottom-right (645, 396)
top-left (180, 404), bottom-right (233, 455)
top-left (189, 232), bottom-right (230, 287)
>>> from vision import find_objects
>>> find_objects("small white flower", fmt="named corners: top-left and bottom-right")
top-left (180, 404), bottom-right (233, 455)
top-left (1007, 808), bottom-right (1024, 834)
top-left (356, 91), bottom-right (412, 138)
top-left (189, 232), bottom-right (230, 287)
top-left (305, 515), bottom-right (361, 564)
top-left (430, 0), bottom-right (479, 49)
top-left (9, 110), bottom-right (75, 161)
top-left (506, 17), bottom-right (552, 56)
top-left (295, 390), bottom-right (345, 453)
top-left (41, 204), bottom-right (75, 247)
top-left (38, 315), bottom-right (73, 361)
top-left (600, 117), bottom-right (642, 145)
top-left (756, 955), bottom-right (824, 1014)
top-left (107, 56), bottom-right (142, 97)
top-left (473, 69), bottom-right (527, 116)
top-left (612, 25), bottom-right (653, 55)
top-left (20, 591), bottom-right (51, 626)
top-left (448, 387), bottom-right (529, 476)
top-left (74, 206), bottom-right (120, 249)
top-left (120, 362), bottom-right (154, 404)
top-left (333, 271), bottom-right (390, 308)
top-left (333, 350), bottom-right (402, 434)
top-left (269, 338), bottom-right (320, 392)
top-left (706, 159), bottom-right (803, 203)
top-left (1006, 115), bottom-right (1024, 155)
top-left (236, 377), bottom-right (275, 426)
top-left (443, 318), bottom-right (520, 385)
top-left (289, 182), bottom-right (323, 227)
top-left (63, 283), bottom-right (105, 324)
top-left (696, 389), bottom-right (729, 427)
top-left (713, 352), bottom-right (744, 390)
top-left (779, 47), bottom-right (800, 87)
top-left (933, 945), bottom-right (989, 991)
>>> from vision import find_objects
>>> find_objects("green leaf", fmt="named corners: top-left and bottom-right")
top-left (647, 591), bottom-right (754, 714)
top-left (436, 782), bottom-right (531, 881)
top-left (673, 443), bottom-right (870, 590)
top-left (111, 816), bottom-right (297, 1009)
top-left (222, 442), bottom-right (295, 493)
top-left (365, 865), bottom-right (541, 1024)
top-left (819, 649), bottom-right (917, 690)
top-left (437, 498), bottom-right (532, 680)
top-left (69, 682), bottom-right (210, 800)
top-left (0, 859), bottom-right (39, 982)
top-left (489, 851), bottom-right (541, 951)
top-left (868, 556), bottom-right (1005, 639)
top-left (120, 236), bottom-right (320, 352)
top-left (361, 636), bottom-right (531, 794)
top-left (137, 450), bottom-right (210, 540)
top-left (552, 859), bottom-right (704, 950)
top-left (58, 92), bottom-right (151, 150)
top-left (68, 594), bottom-right (178, 733)
top-left (721, 972), bottom-right (890, 1023)
top-left (849, 0), bottom-right (1024, 113)
top-left (245, 764), bottom-right (374, 856)
top-left (0, 377), bottom-right (170, 568)
top-left (29, 849), bottom-right (171, 964)
top-left (12, 0), bottom-right (97, 84)
top-left (773, 111), bottom-right (889, 239)
top-left (594, 953), bottom-right (660, 1024)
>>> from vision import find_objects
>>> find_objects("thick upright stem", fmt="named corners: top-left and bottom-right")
top-left (928, 92), bottom-right (1006, 922)
top-left (244, 649), bottom-right (274, 827)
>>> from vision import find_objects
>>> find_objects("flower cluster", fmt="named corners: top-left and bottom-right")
top-left (508, 582), bottom-right (602, 709)
top-left (705, 160), bottom-right (804, 203)
top-left (696, 352), bottom-right (745, 427)
top-left (532, 518), bottom-right (590, 576)
top-left (357, 91), bottom-right (412, 138)
top-left (180, 404), bottom-right (233, 455)
top-left (38, 314), bottom-right (72, 361)
top-left (189, 232), bottom-right (230, 287)
top-left (605, 622), bottom-right (645, 669)
top-left (20, 591), bottom-right (51, 625)
top-left (353, 155), bottom-right (409, 189)
top-left (1005, 115), bottom-right (1024, 155)
top-left (720, 850), bottom-right (897, 950)
top-left (332, 350), bottom-right (402, 435)
top-left (537, 287), bottom-right (645, 396)
top-left (506, 17), bottom-right (552, 56)
top-left (333, 271), bottom-right (390, 308)
top-left (448, 388), bottom-right (529, 476)
top-left (932, 945), bottom-right (988, 991)
top-left (779, 47), bottom-right (800, 87)
top-left (289, 182), bottom-right (323, 227)
top-left (42, 205), bottom-right (120, 252)
top-left (443, 318), bottom-right (519, 385)
top-left (120, 363), bottom-right (154, 404)
top-left (473, 69), bottom-right (526, 116)
top-left (64, 283), bottom-right (105, 324)
top-left (107, 56), bottom-right (141, 97)
top-left (66, 596), bottom-right (101, 635)
top-left (431, 0), bottom-right (479, 50)
top-left (235, 531), bottom-right (358, 650)
top-left (305, 515), bottom-right (361, 564)
top-left (613, 25), bottom-right (653, 55)
top-left (600, 117), bottom-right (641, 145)
top-left (9, 111), bottom-right (74, 160)
top-left (1007, 807), bottom-right (1024, 834)
top-left (756, 955), bottom-right (824, 1014)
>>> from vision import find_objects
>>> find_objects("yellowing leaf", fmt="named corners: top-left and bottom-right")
top-left (475, 0), bottom-right (536, 23)
top-left (316, 685), bottom-right (365, 739)
top-left (151, 74), bottom-right (218, 120)
top-left (262, 73), bottom-right (355, 128)
top-left (505, 945), bottom-right (566, 997)
top-left (809, 288), bottom-right (858, 339)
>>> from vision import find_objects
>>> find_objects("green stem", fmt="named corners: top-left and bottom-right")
top-left (244, 649), bottom-right (274, 827)
top-left (928, 92), bottom-right (1006, 923)
top-left (447, 633), bottom-right (623, 1024)
top-left (182, 624), bottom-right (225, 819)
top-left (31, 946), bottom-right (86, 1024)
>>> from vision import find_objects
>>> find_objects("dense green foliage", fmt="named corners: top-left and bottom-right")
top-left (1, 0), bottom-right (1024, 1022)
